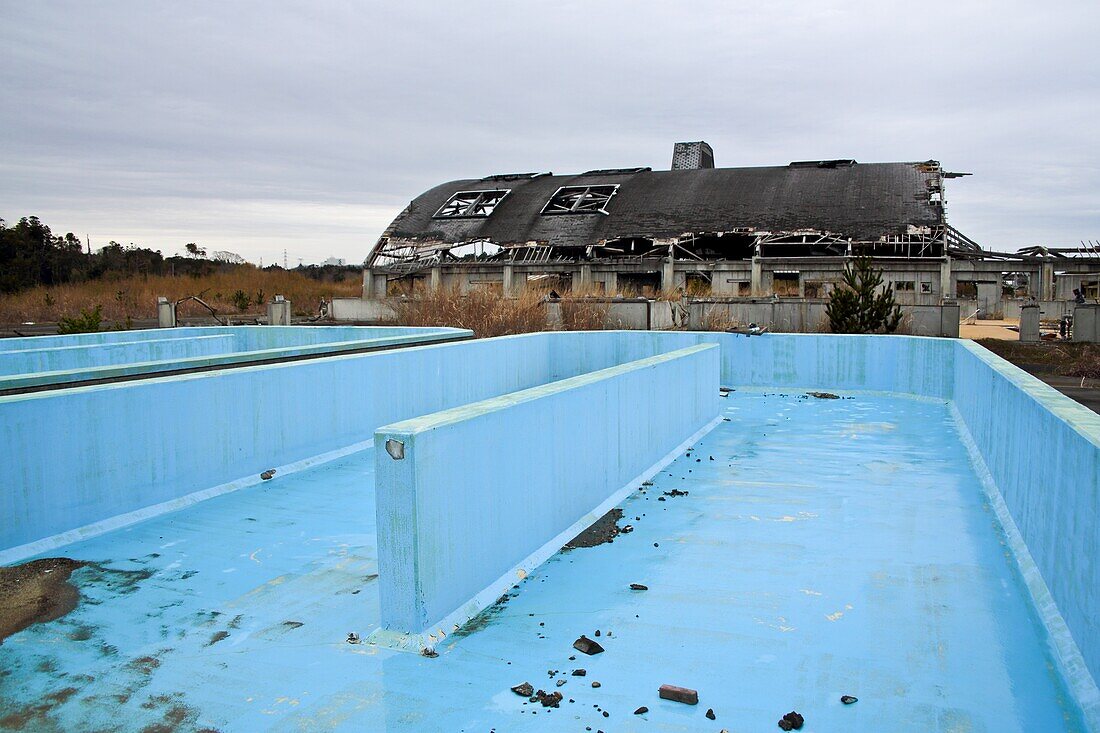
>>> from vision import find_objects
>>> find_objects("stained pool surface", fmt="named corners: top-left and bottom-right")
top-left (0, 391), bottom-right (1086, 731)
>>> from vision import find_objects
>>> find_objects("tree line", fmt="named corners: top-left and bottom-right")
top-left (0, 215), bottom-right (361, 294)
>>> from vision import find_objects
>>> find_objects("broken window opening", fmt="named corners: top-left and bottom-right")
top-left (772, 272), bottom-right (800, 297)
top-left (542, 185), bottom-right (619, 215)
top-left (685, 272), bottom-right (711, 296)
top-left (526, 272), bottom-right (573, 294)
top-left (618, 272), bottom-right (661, 297)
top-left (433, 190), bottom-right (511, 219)
top-left (956, 280), bottom-right (978, 298)
top-left (894, 280), bottom-right (915, 292)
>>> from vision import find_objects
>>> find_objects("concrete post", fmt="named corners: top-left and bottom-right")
top-left (1073, 305), bottom-right (1100, 342)
top-left (603, 271), bottom-right (618, 295)
top-left (940, 257), bottom-right (952, 299)
top-left (751, 257), bottom-right (763, 296)
top-left (579, 264), bottom-right (593, 292)
top-left (1039, 262), bottom-right (1055, 301)
top-left (940, 301), bottom-right (961, 338)
top-left (362, 268), bottom-right (374, 299)
top-left (267, 296), bottom-right (292, 326)
top-left (661, 259), bottom-right (675, 294)
top-left (502, 265), bottom-right (515, 297)
top-left (430, 267), bottom-right (442, 292)
top-left (156, 297), bottom-right (176, 328)
top-left (1019, 303), bottom-right (1040, 343)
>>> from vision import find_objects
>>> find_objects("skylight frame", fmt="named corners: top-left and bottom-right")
top-left (541, 185), bottom-right (620, 215)
top-left (433, 189), bottom-right (511, 219)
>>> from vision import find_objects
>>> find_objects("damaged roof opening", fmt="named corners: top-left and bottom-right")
top-left (434, 190), bottom-right (511, 219)
top-left (541, 185), bottom-right (619, 215)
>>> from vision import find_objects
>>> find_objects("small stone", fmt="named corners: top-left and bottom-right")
top-left (511, 682), bottom-right (534, 697)
top-left (573, 635), bottom-right (605, 655)
top-left (260, 469), bottom-right (276, 480)
top-left (572, 669), bottom-right (587, 676)
top-left (591, 681), bottom-right (601, 688)
top-left (706, 708), bottom-right (716, 720)
top-left (841, 695), bottom-right (858, 705)
top-left (658, 684), bottom-right (698, 705)
top-left (658, 496), bottom-right (666, 502)
top-left (778, 711), bottom-right (805, 730)
top-left (653, 542), bottom-right (660, 548)
top-left (556, 679), bottom-right (566, 687)
top-left (420, 648), bottom-right (438, 658)
top-left (807, 391), bottom-right (839, 399)
top-left (634, 706), bottom-right (648, 715)
top-left (629, 583), bottom-right (648, 591)
top-left (535, 689), bottom-right (563, 708)
top-left (620, 525), bottom-right (634, 534)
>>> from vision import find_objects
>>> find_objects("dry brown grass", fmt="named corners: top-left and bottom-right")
top-left (558, 298), bottom-right (611, 330)
top-left (391, 288), bottom-right (548, 338)
top-left (0, 269), bottom-right (361, 323)
top-left (977, 339), bottom-right (1100, 378)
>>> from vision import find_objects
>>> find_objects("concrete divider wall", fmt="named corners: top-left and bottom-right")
top-left (952, 341), bottom-right (1100, 692)
top-left (0, 334), bottom-right (239, 376)
top-left (372, 344), bottom-right (720, 646)
top-left (0, 334), bottom-right (550, 556)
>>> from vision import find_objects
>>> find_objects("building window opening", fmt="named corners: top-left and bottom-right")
top-left (433, 190), bottom-right (510, 218)
top-left (685, 272), bottom-right (711, 296)
top-left (773, 271), bottom-right (800, 297)
top-left (542, 185), bottom-right (619, 215)
top-left (894, 280), bottom-right (915, 292)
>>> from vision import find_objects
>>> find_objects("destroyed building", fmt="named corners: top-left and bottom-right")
top-left (362, 142), bottom-right (1100, 318)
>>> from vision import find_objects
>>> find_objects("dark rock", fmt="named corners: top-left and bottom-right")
top-left (706, 708), bottom-right (716, 720)
top-left (535, 690), bottom-right (563, 708)
top-left (571, 669), bottom-right (587, 676)
top-left (260, 469), bottom-right (276, 480)
top-left (573, 635), bottom-right (604, 655)
top-left (420, 648), bottom-right (438, 658)
top-left (778, 711), bottom-right (804, 730)
top-left (841, 695), bottom-right (858, 705)
top-left (511, 682), bottom-right (534, 697)
top-left (634, 706), bottom-right (648, 715)
top-left (594, 629), bottom-right (600, 637)
top-left (807, 391), bottom-right (839, 400)
top-left (620, 525), bottom-right (634, 534)
top-left (556, 679), bottom-right (566, 687)
top-left (658, 684), bottom-right (698, 705)
top-left (591, 681), bottom-right (601, 688)
top-left (629, 583), bottom-right (648, 591)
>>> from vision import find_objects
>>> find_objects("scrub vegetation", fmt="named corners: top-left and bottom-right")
top-left (977, 339), bottom-right (1100, 379)
top-left (0, 216), bottom-right (360, 324)
top-left (825, 256), bottom-right (902, 334)
top-left (391, 288), bottom-right (612, 338)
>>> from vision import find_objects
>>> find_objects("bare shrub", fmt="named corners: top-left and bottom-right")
top-left (391, 288), bottom-right (547, 338)
top-left (558, 297), bottom-right (610, 330)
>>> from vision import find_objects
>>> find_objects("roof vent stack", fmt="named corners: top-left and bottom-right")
top-left (671, 141), bottom-right (714, 170)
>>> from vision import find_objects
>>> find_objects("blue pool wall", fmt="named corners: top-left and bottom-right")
top-left (1, 329), bottom-right (1096, 702)
top-left (953, 341), bottom-right (1100, 690)
top-left (0, 325), bottom-right (470, 387)
top-left (373, 344), bottom-right (719, 644)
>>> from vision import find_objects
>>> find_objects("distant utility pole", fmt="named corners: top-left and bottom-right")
top-left (86, 234), bottom-right (91, 255)
top-left (283, 249), bottom-right (288, 269)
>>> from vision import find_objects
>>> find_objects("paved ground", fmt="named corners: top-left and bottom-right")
top-left (0, 391), bottom-right (1086, 731)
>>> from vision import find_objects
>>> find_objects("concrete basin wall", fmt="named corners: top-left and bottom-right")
top-left (952, 340), bottom-right (1100, 698)
top-left (0, 334), bottom-right (239, 376)
top-left (372, 344), bottom-right (720, 648)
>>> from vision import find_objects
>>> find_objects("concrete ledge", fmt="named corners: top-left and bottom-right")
top-left (371, 344), bottom-right (720, 651)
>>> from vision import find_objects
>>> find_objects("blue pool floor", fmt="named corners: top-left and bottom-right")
top-left (0, 392), bottom-right (1087, 731)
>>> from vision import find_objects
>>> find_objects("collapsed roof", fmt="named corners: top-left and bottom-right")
top-left (367, 155), bottom-right (978, 272)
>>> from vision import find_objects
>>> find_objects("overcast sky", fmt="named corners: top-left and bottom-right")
top-left (2, 1), bottom-right (1098, 265)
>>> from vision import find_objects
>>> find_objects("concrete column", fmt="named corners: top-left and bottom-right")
top-left (939, 257), bottom-right (952, 300)
top-left (156, 297), bottom-right (176, 328)
top-left (430, 267), bottom-right (442, 292)
top-left (751, 257), bottom-right (763, 296)
top-left (1019, 304), bottom-right (1040, 343)
top-left (661, 259), bottom-right (676, 293)
top-left (267, 296), bottom-right (292, 325)
top-left (503, 265), bottom-right (515, 297)
top-left (1041, 262), bottom-right (1055, 301)
top-left (603, 271), bottom-right (618, 295)
top-left (579, 264), bottom-right (593, 291)
top-left (362, 268), bottom-right (374, 299)
top-left (940, 301), bottom-right (961, 338)
top-left (1073, 305), bottom-right (1100, 342)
